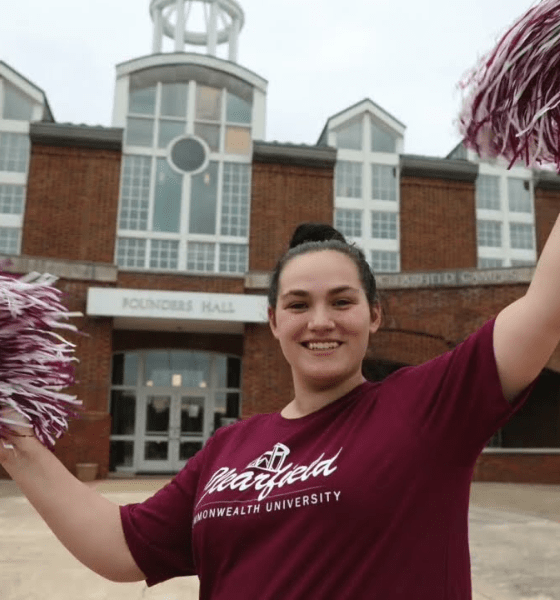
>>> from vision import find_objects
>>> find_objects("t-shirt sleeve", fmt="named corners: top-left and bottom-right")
top-left (119, 445), bottom-right (207, 586)
top-left (390, 318), bottom-right (537, 466)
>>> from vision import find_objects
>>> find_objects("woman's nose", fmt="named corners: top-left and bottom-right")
top-left (308, 307), bottom-right (335, 330)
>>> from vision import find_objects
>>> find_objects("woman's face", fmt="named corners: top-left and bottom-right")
top-left (269, 250), bottom-right (381, 392)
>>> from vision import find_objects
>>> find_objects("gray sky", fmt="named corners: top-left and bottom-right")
top-left (0, 0), bottom-right (536, 157)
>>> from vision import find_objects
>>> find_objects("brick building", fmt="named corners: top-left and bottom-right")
top-left (1, 1), bottom-right (560, 483)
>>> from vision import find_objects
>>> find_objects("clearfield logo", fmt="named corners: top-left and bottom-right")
top-left (196, 443), bottom-right (342, 505)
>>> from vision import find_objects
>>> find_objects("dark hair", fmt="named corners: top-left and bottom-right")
top-left (268, 222), bottom-right (378, 308)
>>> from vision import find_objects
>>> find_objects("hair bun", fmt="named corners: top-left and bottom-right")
top-left (288, 223), bottom-right (346, 249)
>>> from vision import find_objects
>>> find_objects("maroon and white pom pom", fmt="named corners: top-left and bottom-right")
top-left (0, 271), bottom-right (82, 448)
top-left (459, 0), bottom-right (560, 169)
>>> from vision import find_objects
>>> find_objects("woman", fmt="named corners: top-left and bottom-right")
top-left (2, 220), bottom-right (560, 599)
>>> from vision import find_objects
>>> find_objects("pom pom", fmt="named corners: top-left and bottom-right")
top-left (289, 223), bottom-right (347, 249)
top-left (459, 0), bottom-right (560, 169)
top-left (0, 271), bottom-right (82, 449)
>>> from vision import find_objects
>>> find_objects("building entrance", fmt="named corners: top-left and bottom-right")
top-left (139, 391), bottom-right (208, 472)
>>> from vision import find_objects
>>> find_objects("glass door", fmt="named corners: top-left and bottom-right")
top-left (138, 392), bottom-right (208, 472)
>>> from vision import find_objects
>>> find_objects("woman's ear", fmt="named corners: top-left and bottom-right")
top-left (369, 304), bottom-right (382, 336)
top-left (268, 307), bottom-right (279, 339)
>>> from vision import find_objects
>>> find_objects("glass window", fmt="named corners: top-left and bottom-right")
top-left (190, 162), bottom-right (218, 234)
top-left (116, 237), bottom-right (147, 268)
top-left (0, 227), bottom-right (19, 254)
top-left (225, 127), bottom-right (251, 155)
top-left (3, 81), bottom-right (34, 121)
top-left (372, 164), bottom-right (397, 201)
top-left (336, 161), bottom-right (362, 198)
top-left (214, 392), bottom-right (240, 431)
top-left (195, 123), bottom-right (220, 152)
top-left (110, 390), bottom-right (136, 435)
top-left (336, 120), bottom-right (362, 150)
top-left (508, 179), bottom-right (532, 213)
top-left (216, 356), bottom-right (242, 389)
top-left (112, 353), bottom-right (139, 386)
top-left (477, 220), bottom-right (502, 247)
top-left (153, 158), bottom-right (182, 233)
top-left (160, 83), bottom-right (188, 118)
top-left (478, 258), bottom-right (503, 268)
top-left (371, 250), bottom-right (399, 273)
top-left (0, 184), bottom-right (24, 214)
top-left (170, 137), bottom-right (207, 173)
top-left (110, 441), bottom-right (134, 470)
top-left (196, 86), bottom-right (222, 121)
top-left (150, 239), bottom-right (179, 269)
top-left (219, 243), bottom-right (248, 274)
top-left (158, 120), bottom-right (185, 148)
top-left (226, 92), bottom-right (252, 124)
top-left (371, 211), bottom-right (398, 239)
top-left (371, 119), bottom-right (396, 153)
top-left (221, 163), bottom-right (250, 237)
top-left (509, 222), bottom-right (534, 249)
top-left (0, 133), bottom-right (29, 172)
top-left (144, 351), bottom-right (210, 388)
top-left (477, 175), bottom-right (501, 210)
top-left (119, 155), bottom-right (151, 231)
top-left (126, 118), bottom-right (154, 147)
top-left (129, 86), bottom-right (156, 115)
top-left (186, 242), bottom-right (215, 272)
top-left (510, 259), bottom-right (535, 267)
top-left (335, 209), bottom-right (362, 238)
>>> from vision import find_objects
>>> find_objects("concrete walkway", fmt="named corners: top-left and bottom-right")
top-left (2, 479), bottom-right (560, 599)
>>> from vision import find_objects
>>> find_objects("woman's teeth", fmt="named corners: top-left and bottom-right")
top-left (306, 342), bottom-right (340, 350)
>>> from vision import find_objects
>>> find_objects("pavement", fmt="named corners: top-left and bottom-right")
top-left (2, 479), bottom-right (560, 600)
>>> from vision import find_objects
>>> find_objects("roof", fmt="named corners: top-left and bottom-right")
top-left (30, 122), bottom-right (123, 151)
top-left (253, 140), bottom-right (337, 169)
top-left (0, 61), bottom-right (54, 122)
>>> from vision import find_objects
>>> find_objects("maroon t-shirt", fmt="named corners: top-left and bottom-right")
top-left (120, 319), bottom-right (533, 599)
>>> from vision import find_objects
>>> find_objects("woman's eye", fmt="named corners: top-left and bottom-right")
top-left (334, 299), bottom-right (351, 307)
top-left (288, 302), bottom-right (307, 310)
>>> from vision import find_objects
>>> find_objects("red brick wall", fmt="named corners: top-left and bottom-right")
top-left (400, 177), bottom-right (477, 272)
top-left (249, 162), bottom-right (334, 272)
top-left (113, 330), bottom-right (243, 355)
top-left (474, 453), bottom-right (560, 483)
top-left (534, 187), bottom-right (560, 255)
top-left (118, 272), bottom-right (244, 294)
top-left (23, 144), bottom-right (121, 262)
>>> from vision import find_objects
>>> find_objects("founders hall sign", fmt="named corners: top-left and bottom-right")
top-left (86, 288), bottom-right (268, 323)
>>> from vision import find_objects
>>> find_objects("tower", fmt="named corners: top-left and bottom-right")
top-left (150, 0), bottom-right (245, 62)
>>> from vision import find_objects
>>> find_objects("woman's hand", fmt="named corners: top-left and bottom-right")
top-left (0, 407), bottom-right (34, 464)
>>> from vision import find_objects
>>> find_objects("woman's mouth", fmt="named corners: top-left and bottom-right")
top-left (301, 341), bottom-right (342, 350)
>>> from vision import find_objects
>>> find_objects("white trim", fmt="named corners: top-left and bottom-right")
top-left (0, 63), bottom-right (45, 105)
top-left (328, 99), bottom-right (405, 137)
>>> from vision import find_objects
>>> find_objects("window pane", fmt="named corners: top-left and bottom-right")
top-left (336, 161), bottom-right (362, 198)
top-left (150, 239), bottom-right (179, 269)
top-left (126, 118), bottom-right (154, 147)
top-left (153, 158), bottom-right (182, 233)
top-left (335, 209), bottom-right (362, 238)
top-left (160, 82), bottom-right (188, 117)
top-left (371, 119), bottom-right (396, 153)
top-left (0, 227), bottom-right (19, 254)
top-left (180, 441), bottom-right (202, 460)
top-left (508, 179), bottom-right (532, 213)
top-left (477, 220), bottom-right (502, 247)
top-left (186, 242), bottom-right (215, 272)
top-left (371, 211), bottom-right (398, 239)
top-left (214, 392), bottom-right (240, 431)
top-left (0, 184), bottom-right (24, 214)
top-left (478, 258), bottom-right (503, 268)
top-left (110, 441), bottom-right (134, 470)
top-left (190, 162), bottom-right (218, 234)
top-left (477, 175), bottom-right (501, 210)
top-left (116, 237), bottom-right (147, 268)
top-left (219, 243), bottom-right (248, 274)
top-left (509, 222), bottom-right (534, 249)
top-left (371, 165), bottom-right (397, 201)
top-left (226, 92), bottom-right (252, 124)
top-left (371, 250), bottom-right (399, 272)
top-left (195, 123), bottom-right (220, 151)
top-left (119, 155), bottom-right (151, 231)
top-left (510, 259), bottom-right (535, 267)
top-left (221, 163), bottom-right (250, 236)
top-left (129, 86), bottom-right (156, 115)
top-left (0, 133), bottom-right (29, 172)
top-left (3, 81), bottom-right (33, 120)
top-left (180, 397), bottom-right (204, 433)
top-left (111, 353), bottom-right (139, 386)
top-left (110, 390), bottom-right (136, 435)
top-left (170, 137), bottom-right (206, 173)
top-left (336, 120), bottom-right (362, 150)
top-left (196, 86), bottom-right (222, 121)
top-left (225, 127), bottom-right (251, 154)
top-left (158, 120), bottom-right (185, 148)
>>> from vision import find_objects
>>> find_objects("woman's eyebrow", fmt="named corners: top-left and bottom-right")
top-left (280, 286), bottom-right (360, 299)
